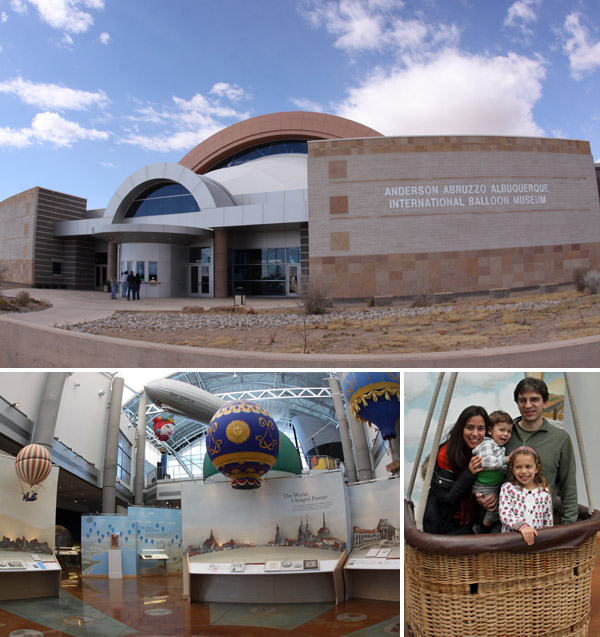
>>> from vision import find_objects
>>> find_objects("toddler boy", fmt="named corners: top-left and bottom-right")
top-left (472, 410), bottom-right (513, 533)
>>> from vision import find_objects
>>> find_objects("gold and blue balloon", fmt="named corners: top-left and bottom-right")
top-left (341, 372), bottom-right (399, 440)
top-left (207, 400), bottom-right (280, 490)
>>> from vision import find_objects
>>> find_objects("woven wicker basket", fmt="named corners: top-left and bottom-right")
top-left (405, 501), bottom-right (600, 637)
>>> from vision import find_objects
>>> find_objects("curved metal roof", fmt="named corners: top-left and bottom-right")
top-left (122, 371), bottom-right (338, 455)
top-left (178, 111), bottom-right (383, 175)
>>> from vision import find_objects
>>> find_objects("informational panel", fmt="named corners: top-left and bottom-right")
top-left (346, 477), bottom-right (400, 556)
top-left (345, 477), bottom-right (400, 602)
top-left (182, 471), bottom-right (348, 563)
top-left (81, 507), bottom-right (182, 576)
top-left (0, 452), bottom-right (59, 552)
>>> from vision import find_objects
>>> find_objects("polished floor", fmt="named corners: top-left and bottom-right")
top-left (0, 569), bottom-right (400, 636)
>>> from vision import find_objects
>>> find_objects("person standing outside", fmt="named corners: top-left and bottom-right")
top-left (110, 274), bottom-right (118, 300)
top-left (133, 271), bottom-right (141, 300)
top-left (505, 377), bottom-right (578, 524)
top-left (121, 271), bottom-right (128, 298)
top-left (127, 270), bottom-right (135, 300)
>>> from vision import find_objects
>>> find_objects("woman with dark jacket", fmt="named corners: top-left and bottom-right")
top-left (423, 405), bottom-right (491, 535)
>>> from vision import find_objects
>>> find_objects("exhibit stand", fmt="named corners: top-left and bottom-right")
top-left (138, 550), bottom-right (169, 575)
top-left (108, 549), bottom-right (122, 579)
top-left (187, 550), bottom-right (346, 604)
top-left (0, 551), bottom-right (61, 600)
top-left (344, 546), bottom-right (401, 602)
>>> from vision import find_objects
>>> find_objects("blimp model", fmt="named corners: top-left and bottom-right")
top-left (144, 378), bottom-right (225, 423)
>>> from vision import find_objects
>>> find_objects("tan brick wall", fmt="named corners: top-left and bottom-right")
top-left (307, 135), bottom-right (600, 298)
top-left (0, 189), bottom-right (38, 284)
top-left (310, 242), bottom-right (600, 298)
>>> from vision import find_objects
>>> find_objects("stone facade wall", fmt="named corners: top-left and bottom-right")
top-left (0, 188), bottom-right (38, 285)
top-left (307, 136), bottom-right (600, 298)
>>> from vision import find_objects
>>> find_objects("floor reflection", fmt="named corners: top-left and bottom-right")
top-left (0, 567), bottom-right (400, 636)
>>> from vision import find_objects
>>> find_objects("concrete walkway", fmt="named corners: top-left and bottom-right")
top-left (2, 288), bottom-right (600, 368)
top-left (1, 288), bottom-right (299, 328)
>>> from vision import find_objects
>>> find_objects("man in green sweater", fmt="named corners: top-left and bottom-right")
top-left (505, 377), bottom-right (578, 525)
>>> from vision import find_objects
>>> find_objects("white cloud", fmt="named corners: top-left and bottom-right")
top-left (289, 97), bottom-right (325, 112)
top-left (9, 0), bottom-right (27, 15)
top-left (562, 12), bottom-right (600, 79)
top-left (0, 77), bottom-right (108, 110)
top-left (504, 0), bottom-right (541, 36)
top-left (334, 49), bottom-right (546, 137)
top-left (120, 129), bottom-right (219, 154)
top-left (11, 0), bottom-right (104, 33)
top-left (121, 86), bottom-right (252, 153)
top-left (98, 31), bottom-right (109, 45)
top-left (0, 111), bottom-right (109, 148)
top-left (209, 82), bottom-right (251, 102)
top-left (1, 11), bottom-right (8, 22)
top-left (301, 0), bottom-right (459, 56)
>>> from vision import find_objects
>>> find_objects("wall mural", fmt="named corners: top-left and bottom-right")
top-left (81, 507), bottom-right (182, 576)
top-left (0, 452), bottom-right (58, 553)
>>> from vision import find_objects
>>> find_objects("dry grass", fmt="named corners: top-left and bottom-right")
top-left (68, 289), bottom-right (600, 355)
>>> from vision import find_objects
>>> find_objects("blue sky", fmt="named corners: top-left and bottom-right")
top-left (1, 0), bottom-right (600, 209)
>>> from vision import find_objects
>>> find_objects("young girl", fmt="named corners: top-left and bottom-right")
top-left (499, 446), bottom-right (553, 545)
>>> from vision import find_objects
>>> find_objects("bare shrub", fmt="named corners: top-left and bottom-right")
top-left (0, 264), bottom-right (8, 295)
top-left (410, 291), bottom-right (433, 307)
top-left (573, 267), bottom-right (590, 293)
top-left (298, 276), bottom-right (332, 315)
top-left (584, 270), bottom-right (600, 295)
top-left (14, 291), bottom-right (31, 306)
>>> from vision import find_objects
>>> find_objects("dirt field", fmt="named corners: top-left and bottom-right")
top-left (61, 290), bottom-right (600, 354)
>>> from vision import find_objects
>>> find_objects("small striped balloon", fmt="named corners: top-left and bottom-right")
top-left (15, 444), bottom-right (52, 488)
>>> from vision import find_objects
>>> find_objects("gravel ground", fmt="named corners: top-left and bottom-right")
top-left (61, 298), bottom-right (570, 334)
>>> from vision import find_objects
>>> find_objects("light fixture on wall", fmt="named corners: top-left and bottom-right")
top-left (98, 390), bottom-right (105, 397)
top-left (73, 382), bottom-right (80, 388)
top-left (11, 402), bottom-right (20, 408)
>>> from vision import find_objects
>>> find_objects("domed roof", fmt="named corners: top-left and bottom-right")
top-left (207, 154), bottom-right (307, 194)
top-left (179, 111), bottom-right (382, 175)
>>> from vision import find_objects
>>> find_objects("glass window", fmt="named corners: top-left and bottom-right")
top-left (189, 247), bottom-right (212, 263)
top-left (127, 261), bottom-right (134, 273)
top-left (149, 262), bottom-right (158, 281)
top-left (287, 248), bottom-right (300, 263)
top-left (52, 261), bottom-right (62, 275)
top-left (229, 246), bottom-right (301, 296)
top-left (137, 262), bottom-right (145, 280)
top-left (117, 431), bottom-right (132, 483)
top-left (124, 182), bottom-right (200, 218)
top-left (211, 140), bottom-right (308, 170)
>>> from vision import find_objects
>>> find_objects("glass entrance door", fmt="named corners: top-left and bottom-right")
top-left (95, 265), bottom-right (107, 289)
top-left (286, 264), bottom-right (299, 296)
top-left (190, 264), bottom-right (212, 296)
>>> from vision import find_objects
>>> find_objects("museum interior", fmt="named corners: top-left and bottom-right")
top-left (0, 370), bottom-right (400, 636)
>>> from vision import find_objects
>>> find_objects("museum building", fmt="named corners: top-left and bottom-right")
top-left (1, 110), bottom-right (600, 299)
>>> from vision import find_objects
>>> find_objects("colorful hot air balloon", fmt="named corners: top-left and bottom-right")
top-left (341, 372), bottom-right (399, 440)
top-left (15, 444), bottom-right (52, 501)
top-left (206, 400), bottom-right (280, 490)
top-left (152, 415), bottom-right (175, 442)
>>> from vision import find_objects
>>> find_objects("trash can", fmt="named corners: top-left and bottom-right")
top-left (103, 280), bottom-right (109, 293)
top-left (234, 287), bottom-right (246, 306)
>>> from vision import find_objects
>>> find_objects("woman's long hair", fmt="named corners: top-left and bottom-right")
top-left (445, 405), bottom-right (491, 473)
